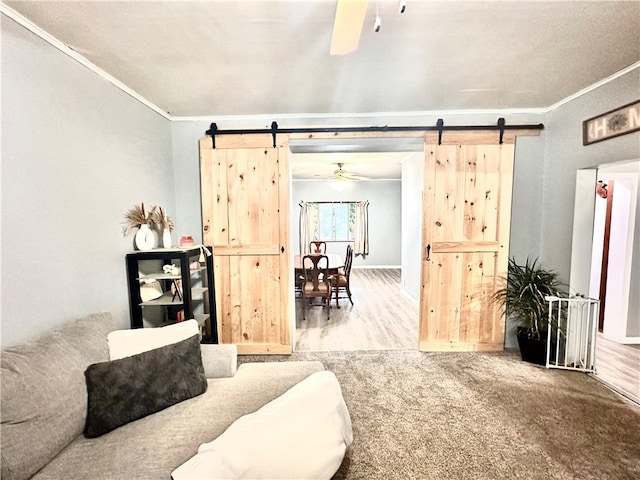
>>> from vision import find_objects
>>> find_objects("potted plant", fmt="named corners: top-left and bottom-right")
top-left (492, 257), bottom-right (567, 365)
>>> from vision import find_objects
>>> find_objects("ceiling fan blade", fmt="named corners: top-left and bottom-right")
top-left (331, 162), bottom-right (369, 180)
top-left (342, 173), bottom-right (369, 180)
top-left (330, 171), bottom-right (369, 181)
top-left (334, 170), bottom-right (369, 181)
top-left (330, 0), bottom-right (368, 55)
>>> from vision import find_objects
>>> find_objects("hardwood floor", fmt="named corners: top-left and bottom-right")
top-left (594, 333), bottom-right (640, 404)
top-left (294, 268), bottom-right (419, 352)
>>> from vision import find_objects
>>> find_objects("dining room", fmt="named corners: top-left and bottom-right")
top-left (290, 145), bottom-right (423, 352)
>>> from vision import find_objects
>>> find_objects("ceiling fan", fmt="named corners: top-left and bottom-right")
top-left (330, 163), bottom-right (369, 182)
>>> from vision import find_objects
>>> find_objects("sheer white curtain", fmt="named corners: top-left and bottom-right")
top-left (354, 201), bottom-right (369, 256)
top-left (299, 202), bottom-right (317, 254)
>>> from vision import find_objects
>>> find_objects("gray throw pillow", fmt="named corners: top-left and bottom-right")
top-left (84, 334), bottom-right (207, 438)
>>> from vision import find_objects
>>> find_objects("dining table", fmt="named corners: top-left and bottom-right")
top-left (293, 253), bottom-right (344, 273)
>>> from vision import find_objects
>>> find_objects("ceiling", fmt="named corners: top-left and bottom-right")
top-left (3, 0), bottom-right (639, 180)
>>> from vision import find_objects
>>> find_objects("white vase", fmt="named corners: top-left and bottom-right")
top-left (162, 228), bottom-right (172, 248)
top-left (135, 224), bottom-right (156, 251)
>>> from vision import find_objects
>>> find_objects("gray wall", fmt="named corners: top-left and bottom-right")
top-left (170, 121), bottom-right (209, 243)
top-left (1, 17), bottom-right (175, 347)
top-left (291, 180), bottom-right (402, 267)
top-left (540, 69), bottom-right (640, 279)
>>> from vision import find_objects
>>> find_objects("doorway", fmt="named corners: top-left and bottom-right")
top-left (289, 131), bottom-right (520, 353)
top-left (290, 141), bottom-right (422, 352)
top-left (570, 160), bottom-right (640, 403)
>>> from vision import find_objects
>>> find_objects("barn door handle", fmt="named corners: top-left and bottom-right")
top-left (425, 244), bottom-right (431, 261)
top-left (281, 246), bottom-right (285, 253)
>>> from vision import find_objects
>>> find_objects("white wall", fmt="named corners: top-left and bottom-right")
top-left (291, 180), bottom-right (402, 267)
top-left (1, 17), bottom-right (175, 347)
top-left (588, 163), bottom-right (640, 340)
top-left (627, 166), bottom-right (640, 337)
top-left (400, 153), bottom-right (423, 302)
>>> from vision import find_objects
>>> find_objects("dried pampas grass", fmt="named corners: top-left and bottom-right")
top-left (122, 202), bottom-right (157, 236)
top-left (153, 206), bottom-right (175, 232)
top-left (122, 203), bottom-right (175, 236)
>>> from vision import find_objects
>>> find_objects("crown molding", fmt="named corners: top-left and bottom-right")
top-left (545, 61), bottom-right (640, 112)
top-left (0, 4), bottom-right (171, 120)
top-left (171, 108), bottom-right (549, 123)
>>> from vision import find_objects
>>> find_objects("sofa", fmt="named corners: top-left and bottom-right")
top-left (1, 312), bottom-right (352, 480)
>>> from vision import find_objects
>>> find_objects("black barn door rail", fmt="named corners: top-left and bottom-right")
top-left (205, 118), bottom-right (544, 148)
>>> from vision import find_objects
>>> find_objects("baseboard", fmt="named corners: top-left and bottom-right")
top-left (400, 289), bottom-right (419, 306)
top-left (591, 374), bottom-right (640, 407)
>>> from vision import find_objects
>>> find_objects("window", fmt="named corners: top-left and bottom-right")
top-left (312, 202), bottom-right (356, 241)
top-left (300, 200), bottom-right (368, 256)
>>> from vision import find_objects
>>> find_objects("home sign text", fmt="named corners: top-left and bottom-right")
top-left (583, 100), bottom-right (640, 146)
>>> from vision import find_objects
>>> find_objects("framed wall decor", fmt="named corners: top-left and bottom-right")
top-left (583, 100), bottom-right (640, 146)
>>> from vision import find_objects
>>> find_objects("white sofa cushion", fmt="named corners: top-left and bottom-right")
top-left (108, 319), bottom-right (199, 360)
top-left (171, 370), bottom-right (352, 480)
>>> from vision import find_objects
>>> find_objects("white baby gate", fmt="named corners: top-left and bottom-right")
top-left (545, 296), bottom-right (600, 372)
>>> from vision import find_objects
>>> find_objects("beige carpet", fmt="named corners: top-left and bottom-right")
top-left (239, 350), bottom-right (640, 480)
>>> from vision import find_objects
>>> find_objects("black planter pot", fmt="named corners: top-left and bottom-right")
top-left (516, 327), bottom-right (547, 366)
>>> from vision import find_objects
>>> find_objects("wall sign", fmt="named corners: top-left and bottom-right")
top-left (583, 100), bottom-right (640, 145)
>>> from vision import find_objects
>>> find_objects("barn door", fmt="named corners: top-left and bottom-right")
top-left (200, 134), bottom-right (291, 354)
top-left (419, 132), bottom-right (515, 351)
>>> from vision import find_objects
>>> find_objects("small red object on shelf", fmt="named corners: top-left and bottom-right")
top-left (180, 236), bottom-right (195, 247)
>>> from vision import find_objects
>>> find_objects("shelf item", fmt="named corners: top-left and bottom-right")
top-left (139, 280), bottom-right (163, 302)
top-left (125, 246), bottom-right (218, 343)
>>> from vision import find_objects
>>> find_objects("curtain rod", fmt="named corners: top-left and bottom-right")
top-left (205, 118), bottom-right (544, 147)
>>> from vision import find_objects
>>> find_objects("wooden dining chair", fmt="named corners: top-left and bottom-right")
top-left (301, 254), bottom-right (332, 320)
top-left (333, 245), bottom-right (354, 308)
top-left (294, 262), bottom-right (308, 299)
top-left (309, 241), bottom-right (327, 254)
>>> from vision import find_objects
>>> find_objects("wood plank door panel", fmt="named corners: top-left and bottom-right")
top-left (200, 136), bottom-right (291, 354)
top-left (419, 134), bottom-right (515, 351)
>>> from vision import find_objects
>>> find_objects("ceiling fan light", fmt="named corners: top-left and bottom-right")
top-left (330, 177), bottom-right (353, 191)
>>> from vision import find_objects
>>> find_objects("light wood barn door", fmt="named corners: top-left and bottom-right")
top-left (200, 135), bottom-right (291, 354)
top-left (419, 132), bottom-right (515, 351)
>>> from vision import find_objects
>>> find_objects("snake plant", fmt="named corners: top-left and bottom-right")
top-left (493, 257), bottom-right (567, 340)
